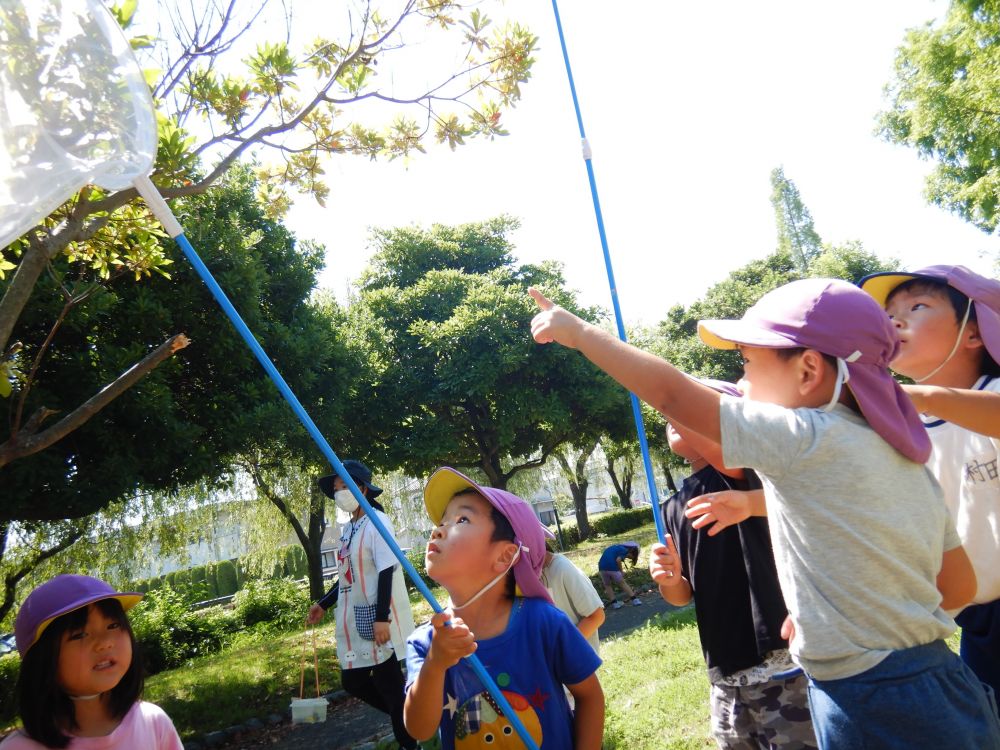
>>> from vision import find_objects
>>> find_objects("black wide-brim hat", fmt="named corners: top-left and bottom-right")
top-left (318, 459), bottom-right (383, 499)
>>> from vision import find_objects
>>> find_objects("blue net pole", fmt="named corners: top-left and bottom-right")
top-left (549, 0), bottom-right (666, 544)
top-left (133, 176), bottom-right (539, 750)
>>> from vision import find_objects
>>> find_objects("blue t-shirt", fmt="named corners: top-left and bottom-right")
top-left (405, 597), bottom-right (601, 749)
top-left (598, 544), bottom-right (630, 572)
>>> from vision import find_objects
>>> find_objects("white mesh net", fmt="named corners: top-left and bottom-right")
top-left (0, 0), bottom-right (157, 249)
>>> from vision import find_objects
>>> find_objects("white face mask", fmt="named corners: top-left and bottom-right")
top-left (451, 543), bottom-right (525, 611)
top-left (333, 489), bottom-right (360, 514)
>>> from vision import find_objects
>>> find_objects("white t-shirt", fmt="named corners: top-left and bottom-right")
top-left (721, 397), bottom-right (958, 682)
top-left (334, 511), bottom-right (416, 670)
top-left (0, 702), bottom-right (182, 749)
top-left (541, 552), bottom-right (605, 654)
top-left (923, 374), bottom-right (1000, 608)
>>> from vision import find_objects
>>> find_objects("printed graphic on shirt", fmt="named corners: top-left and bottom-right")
top-left (450, 687), bottom-right (545, 749)
top-left (965, 456), bottom-right (999, 484)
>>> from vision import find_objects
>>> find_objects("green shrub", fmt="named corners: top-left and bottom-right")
top-left (553, 521), bottom-right (581, 550)
top-left (216, 560), bottom-right (239, 596)
top-left (231, 578), bottom-right (307, 630)
top-left (591, 508), bottom-right (650, 537)
top-left (0, 654), bottom-right (19, 724)
top-left (204, 563), bottom-right (220, 599)
top-left (284, 546), bottom-right (309, 579)
top-left (164, 571), bottom-right (177, 589)
top-left (129, 587), bottom-right (239, 674)
top-left (403, 547), bottom-right (434, 593)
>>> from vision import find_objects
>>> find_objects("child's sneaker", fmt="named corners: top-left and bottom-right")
top-left (631, 597), bottom-right (642, 606)
top-left (611, 600), bottom-right (623, 610)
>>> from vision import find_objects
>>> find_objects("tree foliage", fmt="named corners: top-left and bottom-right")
top-left (879, 1), bottom-right (1000, 232)
top-left (2, 168), bottom-right (343, 523)
top-left (770, 167), bottom-right (823, 272)
top-left (354, 216), bottom-right (632, 488)
top-left (0, 0), bottom-right (537, 470)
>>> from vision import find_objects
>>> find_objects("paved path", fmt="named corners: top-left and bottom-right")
top-left (216, 589), bottom-right (685, 750)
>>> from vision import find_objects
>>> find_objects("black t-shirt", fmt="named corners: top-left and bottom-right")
top-left (661, 465), bottom-right (788, 681)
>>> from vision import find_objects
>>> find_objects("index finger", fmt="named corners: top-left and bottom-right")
top-left (665, 533), bottom-right (679, 556)
top-left (528, 286), bottom-right (554, 311)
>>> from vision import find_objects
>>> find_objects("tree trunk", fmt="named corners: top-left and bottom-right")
top-left (305, 483), bottom-right (328, 601)
top-left (556, 444), bottom-right (597, 540)
top-left (606, 456), bottom-right (636, 509)
top-left (660, 461), bottom-right (678, 494)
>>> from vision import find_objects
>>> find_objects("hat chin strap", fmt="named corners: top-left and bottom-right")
top-left (822, 351), bottom-right (862, 412)
top-left (69, 693), bottom-right (101, 701)
top-left (450, 543), bottom-right (525, 611)
top-left (913, 298), bottom-right (973, 384)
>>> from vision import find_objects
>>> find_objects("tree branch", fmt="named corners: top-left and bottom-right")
top-left (0, 334), bottom-right (191, 468)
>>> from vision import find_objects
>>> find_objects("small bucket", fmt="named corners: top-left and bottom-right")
top-left (290, 696), bottom-right (328, 724)
top-left (291, 624), bottom-right (327, 724)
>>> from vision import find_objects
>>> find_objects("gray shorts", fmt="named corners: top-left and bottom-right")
top-left (599, 570), bottom-right (624, 585)
top-left (710, 673), bottom-right (817, 750)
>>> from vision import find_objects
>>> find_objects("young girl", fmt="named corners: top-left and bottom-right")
top-left (530, 280), bottom-right (1000, 748)
top-left (597, 541), bottom-right (642, 609)
top-left (404, 467), bottom-right (604, 749)
top-left (1, 574), bottom-right (183, 749)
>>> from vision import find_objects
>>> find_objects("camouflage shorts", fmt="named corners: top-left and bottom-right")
top-left (710, 673), bottom-right (818, 750)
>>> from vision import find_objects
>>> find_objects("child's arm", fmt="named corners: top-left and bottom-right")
top-left (566, 673), bottom-right (604, 750)
top-left (903, 384), bottom-right (1000, 438)
top-left (531, 288), bottom-right (723, 441)
top-left (576, 607), bottom-right (605, 642)
top-left (937, 545), bottom-right (977, 611)
top-left (403, 612), bottom-right (477, 741)
top-left (684, 489), bottom-right (767, 535)
top-left (649, 536), bottom-right (692, 606)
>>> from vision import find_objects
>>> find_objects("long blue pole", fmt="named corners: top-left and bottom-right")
top-left (134, 176), bottom-right (539, 750)
top-left (549, 1), bottom-right (666, 544)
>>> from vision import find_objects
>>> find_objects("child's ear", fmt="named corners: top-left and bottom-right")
top-left (962, 320), bottom-right (985, 351)
top-left (797, 349), bottom-right (827, 395)
top-left (493, 541), bottom-right (519, 571)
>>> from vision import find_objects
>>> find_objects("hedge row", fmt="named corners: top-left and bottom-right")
top-left (131, 545), bottom-right (309, 600)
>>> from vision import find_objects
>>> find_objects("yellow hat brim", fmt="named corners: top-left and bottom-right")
top-left (696, 321), bottom-right (739, 350)
top-left (859, 273), bottom-right (920, 306)
top-left (424, 467), bottom-right (482, 525)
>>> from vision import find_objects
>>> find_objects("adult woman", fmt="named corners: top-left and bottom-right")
top-left (307, 460), bottom-right (416, 750)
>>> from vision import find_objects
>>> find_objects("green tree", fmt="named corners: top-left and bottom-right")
top-left (771, 167), bottom-right (823, 272)
top-left (879, 1), bottom-right (1000, 232)
top-left (0, 0), bottom-right (537, 467)
top-left (2, 168), bottom-right (345, 523)
top-left (602, 437), bottom-right (638, 510)
top-left (354, 217), bottom-right (630, 490)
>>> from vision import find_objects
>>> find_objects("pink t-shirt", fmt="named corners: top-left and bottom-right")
top-left (0, 702), bottom-right (182, 750)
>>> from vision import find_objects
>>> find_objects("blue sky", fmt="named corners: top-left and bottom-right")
top-left (285, 1), bottom-right (999, 324)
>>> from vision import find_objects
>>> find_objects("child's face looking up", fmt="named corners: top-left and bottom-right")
top-left (426, 491), bottom-right (512, 588)
top-left (885, 286), bottom-right (978, 381)
top-left (57, 603), bottom-right (132, 698)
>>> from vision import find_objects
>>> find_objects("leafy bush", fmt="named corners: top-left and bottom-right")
top-left (403, 547), bottom-right (434, 593)
top-left (231, 578), bottom-right (307, 630)
top-left (284, 545), bottom-right (309, 579)
top-left (552, 521), bottom-right (581, 550)
top-left (216, 560), bottom-right (239, 596)
top-left (129, 586), bottom-right (239, 674)
top-left (591, 508), bottom-right (651, 537)
top-left (0, 654), bottom-right (19, 724)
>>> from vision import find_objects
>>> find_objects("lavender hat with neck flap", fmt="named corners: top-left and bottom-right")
top-left (697, 278), bottom-right (931, 463)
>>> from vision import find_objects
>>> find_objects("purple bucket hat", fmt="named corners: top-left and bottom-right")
top-left (697, 278), bottom-right (931, 463)
top-left (424, 467), bottom-right (554, 604)
top-left (859, 265), bottom-right (1000, 367)
top-left (15, 574), bottom-right (142, 658)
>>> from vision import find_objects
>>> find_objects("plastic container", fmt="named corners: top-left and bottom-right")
top-left (290, 696), bottom-right (327, 724)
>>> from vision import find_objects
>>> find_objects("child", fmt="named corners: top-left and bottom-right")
top-left (597, 541), bottom-right (642, 609)
top-left (541, 546), bottom-right (605, 654)
top-left (653, 379), bottom-right (816, 749)
top-left (1, 574), bottom-right (183, 749)
top-left (404, 467), bottom-right (604, 749)
top-left (861, 265), bottom-right (1000, 708)
top-left (529, 279), bottom-right (1000, 748)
